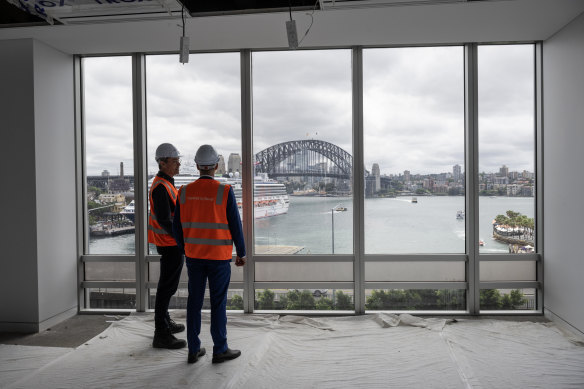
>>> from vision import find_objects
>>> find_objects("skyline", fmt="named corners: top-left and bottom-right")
top-left (83, 45), bottom-right (534, 177)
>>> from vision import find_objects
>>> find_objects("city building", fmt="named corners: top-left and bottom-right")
top-left (2, 2), bottom-right (584, 387)
top-left (453, 164), bottom-right (461, 182)
top-left (371, 163), bottom-right (380, 193)
top-left (228, 152), bottom-right (241, 173)
top-left (217, 154), bottom-right (226, 175)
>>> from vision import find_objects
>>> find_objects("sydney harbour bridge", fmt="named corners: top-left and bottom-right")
top-left (89, 140), bottom-right (387, 190)
top-left (254, 139), bottom-right (353, 180)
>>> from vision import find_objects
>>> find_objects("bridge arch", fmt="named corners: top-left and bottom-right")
top-left (254, 139), bottom-right (352, 179)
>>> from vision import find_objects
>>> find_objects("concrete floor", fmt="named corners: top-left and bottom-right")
top-left (0, 314), bottom-right (128, 348)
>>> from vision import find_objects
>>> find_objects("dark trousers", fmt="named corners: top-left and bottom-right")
top-left (186, 258), bottom-right (231, 355)
top-left (154, 245), bottom-right (184, 329)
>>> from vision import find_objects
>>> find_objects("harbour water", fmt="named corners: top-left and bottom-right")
top-left (89, 196), bottom-right (534, 255)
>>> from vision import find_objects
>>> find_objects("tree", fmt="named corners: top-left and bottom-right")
top-left (276, 294), bottom-right (288, 310)
top-left (315, 298), bottom-right (334, 310)
top-left (509, 289), bottom-right (527, 308)
top-left (228, 294), bottom-right (243, 310)
top-left (335, 291), bottom-right (353, 310)
top-left (365, 289), bottom-right (409, 310)
top-left (437, 289), bottom-right (465, 310)
top-left (257, 289), bottom-right (275, 309)
top-left (480, 289), bottom-right (502, 309)
top-left (286, 290), bottom-right (316, 310)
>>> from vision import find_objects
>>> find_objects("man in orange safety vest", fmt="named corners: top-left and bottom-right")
top-left (149, 143), bottom-right (187, 350)
top-left (172, 144), bottom-right (246, 364)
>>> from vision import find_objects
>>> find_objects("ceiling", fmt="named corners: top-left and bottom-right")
top-left (0, 0), bottom-right (323, 27)
top-left (0, 0), bottom-right (583, 54)
top-left (0, 0), bottom-right (494, 28)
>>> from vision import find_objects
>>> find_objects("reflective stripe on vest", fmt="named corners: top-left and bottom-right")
top-left (180, 179), bottom-right (233, 260)
top-left (147, 176), bottom-right (178, 247)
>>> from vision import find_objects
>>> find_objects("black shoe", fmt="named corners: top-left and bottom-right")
top-left (212, 348), bottom-right (241, 364)
top-left (187, 347), bottom-right (206, 364)
top-left (168, 319), bottom-right (185, 334)
top-left (152, 328), bottom-right (187, 349)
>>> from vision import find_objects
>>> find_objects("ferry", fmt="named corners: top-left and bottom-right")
top-left (411, 197), bottom-right (418, 203)
top-left (456, 210), bottom-right (465, 220)
top-left (120, 173), bottom-right (289, 222)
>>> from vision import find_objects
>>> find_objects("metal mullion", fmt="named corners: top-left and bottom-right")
top-left (479, 253), bottom-right (540, 262)
top-left (81, 281), bottom-right (137, 288)
top-left (132, 53), bottom-right (148, 312)
top-left (365, 282), bottom-right (467, 290)
top-left (255, 282), bottom-right (354, 290)
top-left (240, 49), bottom-right (254, 313)
top-left (146, 280), bottom-right (244, 288)
top-left (465, 43), bottom-right (479, 314)
top-left (365, 254), bottom-right (467, 262)
top-left (74, 56), bottom-right (86, 310)
top-left (352, 47), bottom-right (365, 314)
top-left (81, 255), bottom-right (136, 262)
top-left (535, 42), bottom-right (544, 312)
top-left (480, 281), bottom-right (540, 289)
top-left (254, 255), bottom-right (354, 262)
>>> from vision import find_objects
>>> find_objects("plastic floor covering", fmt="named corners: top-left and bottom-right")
top-left (1, 312), bottom-right (584, 389)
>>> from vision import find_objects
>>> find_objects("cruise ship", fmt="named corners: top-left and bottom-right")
top-left (120, 173), bottom-right (289, 222)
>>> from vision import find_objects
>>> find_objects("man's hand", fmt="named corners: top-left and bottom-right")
top-left (235, 256), bottom-right (246, 267)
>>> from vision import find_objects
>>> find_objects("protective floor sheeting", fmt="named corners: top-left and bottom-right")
top-left (2, 313), bottom-right (584, 389)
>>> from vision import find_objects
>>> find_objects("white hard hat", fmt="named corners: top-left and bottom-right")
top-left (195, 144), bottom-right (220, 167)
top-left (155, 143), bottom-right (181, 161)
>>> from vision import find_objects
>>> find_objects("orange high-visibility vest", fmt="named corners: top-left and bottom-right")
top-left (148, 176), bottom-right (178, 247)
top-left (178, 179), bottom-right (233, 260)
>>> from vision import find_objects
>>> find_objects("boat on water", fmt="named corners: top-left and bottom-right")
top-left (479, 239), bottom-right (485, 246)
top-left (456, 210), bottom-right (465, 220)
top-left (411, 197), bottom-right (418, 203)
top-left (121, 173), bottom-right (289, 222)
top-left (335, 206), bottom-right (348, 212)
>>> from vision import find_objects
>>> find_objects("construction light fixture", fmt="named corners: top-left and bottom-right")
top-left (179, 36), bottom-right (190, 64)
top-left (179, 3), bottom-right (189, 64)
top-left (286, 2), bottom-right (298, 49)
top-left (286, 19), bottom-right (299, 49)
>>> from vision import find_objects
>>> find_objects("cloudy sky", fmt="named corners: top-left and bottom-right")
top-left (83, 44), bottom-right (534, 177)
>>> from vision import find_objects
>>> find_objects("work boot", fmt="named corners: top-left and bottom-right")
top-left (168, 319), bottom-right (185, 334)
top-left (187, 347), bottom-right (206, 364)
top-left (212, 348), bottom-right (241, 364)
top-left (152, 327), bottom-right (186, 349)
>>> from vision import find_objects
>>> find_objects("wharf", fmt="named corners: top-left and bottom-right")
top-left (255, 245), bottom-right (304, 255)
top-left (90, 226), bottom-right (135, 237)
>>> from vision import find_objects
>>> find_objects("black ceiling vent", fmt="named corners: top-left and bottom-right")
top-left (177, 0), bottom-right (321, 17)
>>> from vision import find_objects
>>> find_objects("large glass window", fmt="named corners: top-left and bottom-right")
top-left (478, 44), bottom-right (535, 255)
top-left (252, 50), bottom-right (353, 256)
top-left (78, 44), bottom-right (539, 314)
top-left (84, 56), bottom-right (135, 256)
top-left (82, 56), bottom-right (135, 309)
top-left (363, 47), bottom-right (465, 255)
top-left (145, 53), bottom-right (242, 308)
top-left (478, 44), bottom-right (536, 311)
top-left (251, 50), bottom-right (353, 310)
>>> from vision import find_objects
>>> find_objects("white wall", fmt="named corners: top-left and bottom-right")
top-left (543, 12), bottom-right (584, 335)
top-left (33, 41), bottom-right (78, 327)
top-left (0, 39), bottom-right (40, 330)
top-left (0, 39), bottom-right (77, 332)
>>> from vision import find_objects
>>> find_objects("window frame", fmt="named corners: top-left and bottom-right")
top-left (76, 43), bottom-right (542, 315)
